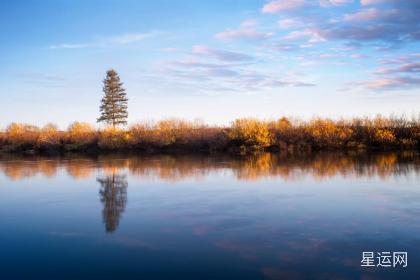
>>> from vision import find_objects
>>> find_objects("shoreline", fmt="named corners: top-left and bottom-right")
top-left (1, 117), bottom-right (419, 154)
top-left (1, 146), bottom-right (418, 157)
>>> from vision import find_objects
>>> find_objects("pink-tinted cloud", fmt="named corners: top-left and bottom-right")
top-left (262, 0), bottom-right (307, 14)
top-left (375, 62), bottom-right (420, 74)
top-left (358, 76), bottom-right (420, 90)
top-left (361, 0), bottom-right (389, 5)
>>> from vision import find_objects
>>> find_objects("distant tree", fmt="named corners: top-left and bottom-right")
top-left (97, 69), bottom-right (128, 127)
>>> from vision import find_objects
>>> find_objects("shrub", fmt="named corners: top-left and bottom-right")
top-left (5, 123), bottom-right (40, 149)
top-left (374, 128), bottom-right (396, 145)
top-left (67, 122), bottom-right (97, 146)
top-left (129, 121), bottom-right (159, 148)
top-left (269, 117), bottom-right (310, 149)
top-left (155, 119), bottom-right (191, 146)
top-left (228, 118), bottom-right (273, 149)
top-left (37, 123), bottom-right (62, 149)
top-left (0, 131), bottom-right (5, 146)
top-left (98, 126), bottom-right (129, 150)
top-left (306, 119), bottom-right (353, 148)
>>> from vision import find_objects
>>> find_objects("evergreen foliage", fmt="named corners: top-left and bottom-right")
top-left (97, 69), bottom-right (128, 126)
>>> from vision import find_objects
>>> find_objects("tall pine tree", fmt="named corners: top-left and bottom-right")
top-left (97, 69), bottom-right (128, 127)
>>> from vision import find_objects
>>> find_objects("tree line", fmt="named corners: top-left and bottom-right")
top-left (0, 116), bottom-right (418, 153)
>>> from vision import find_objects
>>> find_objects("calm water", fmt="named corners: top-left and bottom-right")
top-left (0, 152), bottom-right (419, 280)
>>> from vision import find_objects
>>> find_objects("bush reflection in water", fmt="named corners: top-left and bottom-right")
top-left (0, 151), bottom-right (418, 182)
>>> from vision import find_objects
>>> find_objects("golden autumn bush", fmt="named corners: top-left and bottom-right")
top-left (229, 118), bottom-right (273, 150)
top-left (156, 119), bottom-right (187, 146)
top-left (37, 124), bottom-right (62, 149)
top-left (305, 119), bottom-right (353, 148)
top-left (129, 121), bottom-right (158, 148)
top-left (5, 123), bottom-right (40, 149)
top-left (129, 119), bottom-right (227, 150)
top-left (67, 122), bottom-right (97, 146)
top-left (98, 127), bottom-right (130, 150)
top-left (374, 128), bottom-right (396, 145)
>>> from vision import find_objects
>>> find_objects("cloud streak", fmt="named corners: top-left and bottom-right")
top-left (192, 45), bottom-right (254, 62)
top-left (161, 55), bottom-right (315, 93)
top-left (214, 29), bottom-right (272, 41)
top-left (357, 76), bottom-right (420, 90)
top-left (49, 31), bottom-right (160, 49)
top-left (351, 54), bottom-right (420, 90)
top-left (262, 0), bottom-right (308, 13)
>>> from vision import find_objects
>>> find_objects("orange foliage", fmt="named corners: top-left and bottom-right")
top-left (229, 118), bottom-right (273, 149)
top-left (67, 122), bottom-right (97, 145)
top-left (374, 128), bottom-right (396, 144)
top-left (0, 115), bottom-right (418, 152)
top-left (5, 123), bottom-right (40, 148)
top-left (98, 126), bottom-right (130, 150)
top-left (37, 124), bottom-right (62, 148)
top-left (305, 118), bottom-right (353, 148)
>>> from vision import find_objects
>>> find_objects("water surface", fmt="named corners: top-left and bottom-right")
top-left (0, 152), bottom-right (419, 279)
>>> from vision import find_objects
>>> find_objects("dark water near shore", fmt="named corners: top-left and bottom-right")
top-left (0, 152), bottom-right (419, 280)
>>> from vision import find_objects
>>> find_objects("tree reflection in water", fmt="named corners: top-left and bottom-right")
top-left (97, 173), bottom-right (128, 233)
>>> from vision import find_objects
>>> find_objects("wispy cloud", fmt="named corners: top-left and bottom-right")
top-left (262, 0), bottom-right (308, 13)
top-left (361, 0), bottom-right (389, 5)
top-left (49, 31), bottom-right (160, 49)
top-left (215, 20), bottom-right (273, 42)
top-left (161, 56), bottom-right (314, 93)
top-left (319, 0), bottom-right (353, 7)
top-left (214, 29), bottom-right (272, 41)
top-left (375, 62), bottom-right (420, 75)
top-left (343, 7), bottom-right (397, 22)
top-left (192, 45), bottom-right (254, 62)
top-left (349, 54), bottom-right (420, 90)
top-left (278, 18), bottom-right (302, 29)
top-left (356, 76), bottom-right (420, 90)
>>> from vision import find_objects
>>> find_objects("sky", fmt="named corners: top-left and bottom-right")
top-left (0, 0), bottom-right (419, 128)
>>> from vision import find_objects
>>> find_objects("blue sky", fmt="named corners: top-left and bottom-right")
top-left (1, 0), bottom-right (419, 128)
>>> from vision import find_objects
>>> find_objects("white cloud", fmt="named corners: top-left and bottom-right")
top-left (283, 29), bottom-right (325, 43)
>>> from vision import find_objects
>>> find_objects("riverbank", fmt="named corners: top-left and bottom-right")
top-left (1, 117), bottom-right (418, 154)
